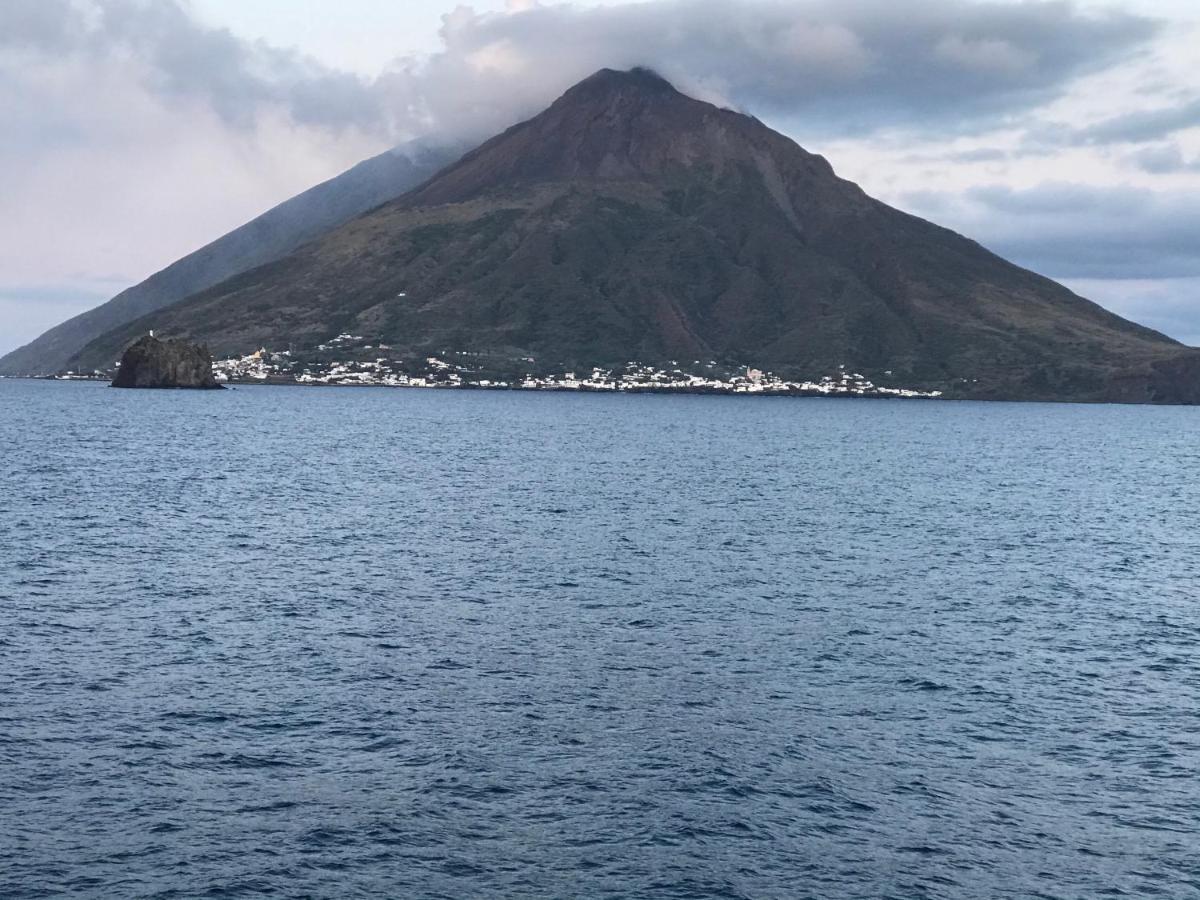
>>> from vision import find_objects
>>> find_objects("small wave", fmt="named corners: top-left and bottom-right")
top-left (235, 800), bottom-right (298, 813)
top-left (161, 711), bottom-right (236, 725)
top-left (898, 677), bottom-right (952, 692)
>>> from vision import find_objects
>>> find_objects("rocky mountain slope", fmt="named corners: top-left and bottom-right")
top-left (66, 68), bottom-right (1200, 402)
top-left (0, 143), bottom-right (460, 376)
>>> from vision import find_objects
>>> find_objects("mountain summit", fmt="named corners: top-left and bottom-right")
top-left (66, 68), bottom-right (1200, 402)
top-left (406, 67), bottom-right (849, 215)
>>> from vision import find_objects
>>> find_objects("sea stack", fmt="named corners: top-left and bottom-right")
top-left (111, 334), bottom-right (223, 389)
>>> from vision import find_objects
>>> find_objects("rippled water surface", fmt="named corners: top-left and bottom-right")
top-left (4, 379), bottom-right (1200, 898)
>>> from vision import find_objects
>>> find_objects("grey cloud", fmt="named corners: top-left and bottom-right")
top-left (1027, 96), bottom-right (1200, 150)
top-left (1127, 143), bottom-right (1200, 174)
top-left (1072, 97), bottom-right (1200, 145)
top-left (101, 1), bottom-right (384, 131)
top-left (906, 182), bottom-right (1200, 280)
top-left (949, 148), bottom-right (1010, 163)
top-left (0, 0), bottom-right (1161, 144)
top-left (1060, 277), bottom-right (1200, 347)
top-left (385, 0), bottom-right (1159, 142)
top-left (965, 183), bottom-right (1149, 216)
top-left (2, 0), bottom-right (387, 134)
top-left (0, 0), bottom-right (80, 51)
top-left (892, 147), bottom-right (1012, 170)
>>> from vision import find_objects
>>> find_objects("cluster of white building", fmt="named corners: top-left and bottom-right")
top-left (296, 358), bottom-right (462, 388)
top-left (210, 345), bottom-right (942, 398)
top-left (211, 348), bottom-right (290, 382)
top-left (517, 363), bottom-right (941, 397)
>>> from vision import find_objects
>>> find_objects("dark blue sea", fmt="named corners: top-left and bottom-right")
top-left (3, 379), bottom-right (1200, 899)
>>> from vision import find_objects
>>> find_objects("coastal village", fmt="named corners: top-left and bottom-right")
top-left (35, 331), bottom-right (943, 398)
top-left (203, 333), bottom-right (943, 398)
top-left (36, 332), bottom-right (942, 398)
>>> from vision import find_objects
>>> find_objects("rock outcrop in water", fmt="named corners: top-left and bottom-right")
top-left (111, 335), bottom-right (223, 390)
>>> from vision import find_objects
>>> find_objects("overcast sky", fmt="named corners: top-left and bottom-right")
top-left (2, 0), bottom-right (1199, 356)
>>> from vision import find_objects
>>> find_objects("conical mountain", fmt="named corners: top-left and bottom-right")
top-left (69, 68), bottom-right (1199, 402)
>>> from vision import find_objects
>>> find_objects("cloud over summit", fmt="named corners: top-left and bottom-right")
top-left (2, 0), bottom-right (1162, 144)
top-left (394, 0), bottom-right (1158, 141)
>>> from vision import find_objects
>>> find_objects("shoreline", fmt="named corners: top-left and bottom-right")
top-left (9, 375), bottom-right (1200, 406)
top-left (3, 374), bottom-right (945, 400)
